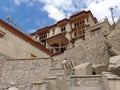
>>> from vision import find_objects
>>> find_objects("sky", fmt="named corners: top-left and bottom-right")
top-left (0, 0), bottom-right (120, 34)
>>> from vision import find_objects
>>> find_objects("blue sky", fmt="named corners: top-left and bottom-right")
top-left (0, 0), bottom-right (120, 34)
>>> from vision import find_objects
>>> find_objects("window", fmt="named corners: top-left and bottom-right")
top-left (39, 34), bottom-right (47, 41)
top-left (74, 19), bottom-right (85, 28)
top-left (74, 23), bottom-right (76, 27)
top-left (74, 32), bottom-right (77, 37)
top-left (91, 31), bottom-right (95, 36)
top-left (83, 30), bottom-right (85, 34)
top-left (52, 29), bottom-right (55, 35)
top-left (61, 27), bottom-right (66, 32)
top-left (80, 21), bottom-right (81, 25)
top-left (82, 20), bottom-right (85, 24)
top-left (87, 18), bottom-right (89, 22)
top-left (91, 28), bottom-right (101, 37)
top-left (77, 22), bottom-right (79, 26)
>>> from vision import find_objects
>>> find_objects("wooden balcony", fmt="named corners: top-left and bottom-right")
top-left (73, 24), bottom-right (86, 32)
top-left (71, 24), bottom-right (86, 40)
top-left (71, 28), bottom-right (85, 43)
top-left (73, 30), bottom-right (85, 39)
top-left (40, 38), bottom-right (47, 42)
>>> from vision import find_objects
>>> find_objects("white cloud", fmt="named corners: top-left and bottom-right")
top-left (13, 0), bottom-right (120, 23)
top-left (37, 0), bottom-right (78, 21)
top-left (38, 0), bottom-right (120, 23)
top-left (43, 4), bottom-right (66, 21)
top-left (86, 0), bottom-right (120, 22)
top-left (13, 0), bottom-right (35, 6)
top-left (14, 0), bottom-right (20, 6)
top-left (27, 28), bottom-right (36, 34)
top-left (2, 6), bottom-right (13, 12)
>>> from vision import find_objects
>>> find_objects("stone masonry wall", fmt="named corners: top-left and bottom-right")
top-left (0, 58), bottom-right (57, 88)
top-left (70, 75), bottom-right (102, 87)
top-left (0, 53), bottom-right (8, 77)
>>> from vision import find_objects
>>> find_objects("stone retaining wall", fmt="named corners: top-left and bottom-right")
top-left (70, 75), bottom-right (102, 87)
top-left (0, 58), bottom-right (54, 87)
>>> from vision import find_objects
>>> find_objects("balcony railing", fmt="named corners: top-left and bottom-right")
top-left (71, 24), bottom-right (86, 39)
top-left (39, 38), bottom-right (47, 41)
top-left (73, 24), bottom-right (86, 31)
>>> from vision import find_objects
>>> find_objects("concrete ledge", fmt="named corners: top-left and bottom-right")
top-left (44, 76), bottom-right (57, 80)
top-left (50, 68), bottom-right (63, 70)
top-left (49, 74), bottom-right (64, 76)
top-left (6, 57), bottom-right (52, 61)
top-left (71, 75), bottom-right (101, 78)
top-left (31, 81), bottom-right (48, 85)
top-left (107, 76), bottom-right (120, 80)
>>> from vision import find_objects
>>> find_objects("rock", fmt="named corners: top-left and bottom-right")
top-left (108, 55), bottom-right (120, 76)
top-left (92, 64), bottom-right (107, 74)
top-left (107, 29), bottom-right (120, 55)
top-left (108, 55), bottom-right (120, 71)
top-left (72, 62), bottom-right (92, 75)
top-left (74, 39), bottom-right (84, 47)
top-left (6, 87), bottom-right (18, 90)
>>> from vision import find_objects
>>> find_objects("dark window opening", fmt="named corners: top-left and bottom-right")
top-left (74, 23), bottom-right (76, 27)
top-left (80, 21), bottom-right (81, 25)
top-left (61, 27), bottom-right (66, 32)
top-left (77, 22), bottom-right (79, 26)
top-left (82, 20), bottom-right (85, 23)
top-left (92, 71), bottom-right (96, 75)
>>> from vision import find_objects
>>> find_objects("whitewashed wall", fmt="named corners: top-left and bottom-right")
top-left (0, 25), bottom-right (49, 58)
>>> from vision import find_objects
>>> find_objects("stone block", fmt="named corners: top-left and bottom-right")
top-left (72, 62), bottom-right (92, 75)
